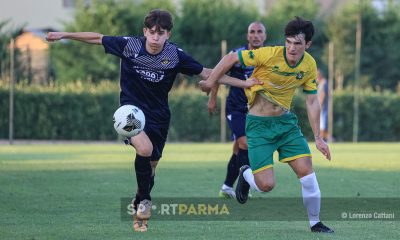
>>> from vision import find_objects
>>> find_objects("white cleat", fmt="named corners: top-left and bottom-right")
top-left (219, 187), bottom-right (236, 199)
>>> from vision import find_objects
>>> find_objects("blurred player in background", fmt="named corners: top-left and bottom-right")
top-left (317, 69), bottom-right (329, 141)
top-left (208, 22), bottom-right (267, 198)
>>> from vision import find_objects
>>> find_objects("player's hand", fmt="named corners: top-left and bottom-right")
top-left (315, 137), bottom-right (331, 160)
top-left (198, 80), bottom-right (215, 95)
top-left (46, 32), bottom-right (64, 42)
top-left (244, 78), bottom-right (263, 88)
top-left (207, 96), bottom-right (218, 116)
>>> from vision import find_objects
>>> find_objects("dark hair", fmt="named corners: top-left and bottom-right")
top-left (284, 16), bottom-right (314, 42)
top-left (143, 9), bottom-right (173, 31)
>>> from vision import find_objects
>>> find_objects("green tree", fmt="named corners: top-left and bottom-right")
top-left (262, 1), bottom-right (328, 70)
top-left (325, 3), bottom-right (359, 90)
top-left (365, 2), bottom-right (400, 90)
top-left (0, 20), bottom-right (23, 80)
top-left (175, 0), bottom-right (260, 67)
top-left (325, 0), bottom-right (400, 91)
top-left (264, 0), bottom-right (320, 45)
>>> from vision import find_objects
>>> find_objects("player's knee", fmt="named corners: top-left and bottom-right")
top-left (257, 181), bottom-right (275, 192)
top-left (238, 142), bottom-right (248, 150)
top-left (237, 137), bottom-right (248, 150)
top-left (135, 143), bottom-right (153, 157)
top-left (297, 168), bottom-right (314, 179)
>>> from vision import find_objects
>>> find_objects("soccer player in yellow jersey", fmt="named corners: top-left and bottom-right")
top-left (200, 17), bottom-right (333, 233)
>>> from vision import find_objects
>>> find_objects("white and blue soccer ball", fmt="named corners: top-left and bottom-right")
top-left (113, 105), bottom-right (145, 137)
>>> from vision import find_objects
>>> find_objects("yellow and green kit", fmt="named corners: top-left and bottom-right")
top-left (238, 46), bottom-right (318, 173)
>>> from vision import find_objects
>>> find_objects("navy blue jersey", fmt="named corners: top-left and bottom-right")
top-left (226, 45), bottom-right (254, 113)
top-left (102, 36), bottom-right (203, 127)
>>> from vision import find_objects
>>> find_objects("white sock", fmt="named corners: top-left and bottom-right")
top-left (221, 184), bottom-right (232, 190)
top-left (300, 172), bottom-right (321, 227)
top-left (243, 168), bottom-right (262, 192)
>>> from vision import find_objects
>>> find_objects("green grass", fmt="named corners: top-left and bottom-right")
top-left (1, 143), bottom-right (400, 240)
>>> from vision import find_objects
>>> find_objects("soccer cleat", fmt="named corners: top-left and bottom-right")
top-left (311, 222), bottom-right (334, 233)
top-left (219, 187), bottom-right (236, 199)
top-left (235, 165), bottom-right (250, 204)
top-left (139, 219), bottom-right (149, 232)
top-left (136, 199), bottom-right (152, 220)
top-left (131, 197), bottom-right (147, 232)
top-left (133, 214), bottom-right (148, 232)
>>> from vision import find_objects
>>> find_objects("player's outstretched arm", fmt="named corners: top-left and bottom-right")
top-left (199, 53), bottom-right (239, 92)
top-left (306, 94), bottom-right (331, 160)
top-left (46, 32), bottom-right (104, 45)
top-left (217, 76), bottom-right (263, 88)
top-left (197, 68), bottom-right (219, 114)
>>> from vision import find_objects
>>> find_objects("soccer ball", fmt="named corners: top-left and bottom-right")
top-left (113, 105), bottom-right (145, 137)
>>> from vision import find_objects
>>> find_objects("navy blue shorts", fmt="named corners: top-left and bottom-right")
top-left (144, 124), bottom-right (168, 161)
top-left (226, 111), bottom-right (246, 141)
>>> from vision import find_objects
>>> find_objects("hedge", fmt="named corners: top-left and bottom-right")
top-left (0, 87), bottom-right (399, 141)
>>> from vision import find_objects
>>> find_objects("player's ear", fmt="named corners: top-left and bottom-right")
top-left (305, 40), bottom-right (312, 49)
top-left (143, 28), bottom-right (147, 35)
top-left (167, 31), bottom-right (171, 39)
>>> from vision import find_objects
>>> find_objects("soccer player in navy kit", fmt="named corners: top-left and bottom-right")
top-left (208, 22), bottom-right (267, 198)
top-left (47, 9), bottom-right (261, 232)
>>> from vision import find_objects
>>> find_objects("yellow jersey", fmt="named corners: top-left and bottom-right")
top-left (238, 46), bottom-right (317, 110)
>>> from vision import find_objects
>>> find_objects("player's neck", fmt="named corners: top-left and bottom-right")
top-left (145, 44), bottom-right (163, 55)
top-left (248, 44), bottom-right (262, 50)
top-left (286, 54), bottom-right (303, 67)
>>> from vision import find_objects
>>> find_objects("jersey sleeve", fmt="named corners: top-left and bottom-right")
top-left (237, 47), bottom-right (273, 68)
top-left (177, 48), bottom-right (204, 75)
top-left (102, 36), bottom-right (129, 58)
top-left (302, 62), bottom-right (318, 94)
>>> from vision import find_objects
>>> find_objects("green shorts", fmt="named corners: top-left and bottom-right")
top-left (246, 112), bottom-right (311, 173)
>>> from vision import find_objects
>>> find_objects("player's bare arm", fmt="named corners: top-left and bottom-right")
top-left (199, 76), bottom-right (262, 93)
top-left (46, 32), bottom-right (104, 45)
top-left (200, 52), bottom-right (240, 91)
top-left (198, 68), bottom-right (218, 114)
top-left (199, 68), bottom-right (262, 114)
top-left (306, 94), bottom-right (331, 160)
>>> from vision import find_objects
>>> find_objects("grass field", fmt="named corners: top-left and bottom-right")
top-left (1, 142), bottom-right (400, 240)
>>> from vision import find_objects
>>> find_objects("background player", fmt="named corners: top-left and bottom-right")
top-left (208, 22), bottom-right (267, 198)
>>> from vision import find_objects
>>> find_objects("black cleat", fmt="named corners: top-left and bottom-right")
top-left (311, 222), bottom-right (334, 233)
top-left (235, 165), bottom-right (250, 204)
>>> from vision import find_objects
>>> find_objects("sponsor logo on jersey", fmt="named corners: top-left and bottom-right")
top-left (271, 66), bottom-right (306, 80)
top-left (135, 68), bottom-right (165, 82)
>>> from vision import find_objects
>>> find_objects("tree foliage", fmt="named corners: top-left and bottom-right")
top-left (0, 20), bottom-right (23, 79)
top-left (32, 0), bottom-right (400, 91)
top-left (325, 0), bottom-right (400, 90)
top-left (52, 0), bottom-right (176, 83)
top-left (264, 0), bottom-right (320, 45)
top-left (263, 0), bottom-right (329, 70)
top-left (175, 0), bottom-right (260, 67)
